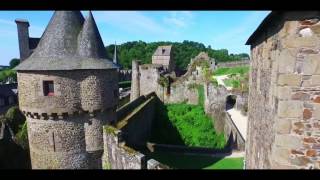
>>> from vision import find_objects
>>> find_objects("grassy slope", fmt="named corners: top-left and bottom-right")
top-left (204, 157), bottom-right (244, 169)
top-left (151, 85), bottom-right (226, 148)
top-left (213, 66), bottom-right (249, 76)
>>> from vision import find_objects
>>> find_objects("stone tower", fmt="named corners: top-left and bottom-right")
top-left (130, 60), bottom-right (140, 101)
top-left (14, 11), bottom-right (118, 169)
top-left (15, 19), bottom-right (31, 61)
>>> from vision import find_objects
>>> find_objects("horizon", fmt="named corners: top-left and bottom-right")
top-left (0, 11), bottom-right (270, 65)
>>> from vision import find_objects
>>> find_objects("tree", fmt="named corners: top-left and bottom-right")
top-left (105, 40), bottom-right (249, 70)
top-left (4, 106), bottom-right (26, 134)
top-left (9, 58), bottom-right (20, 69)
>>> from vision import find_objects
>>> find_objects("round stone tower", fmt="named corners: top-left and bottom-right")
top-left (14, 11), bottom-right (118, 169)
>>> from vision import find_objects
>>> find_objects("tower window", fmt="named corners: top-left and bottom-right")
top-left (43, 81), bottom-right (54, 96)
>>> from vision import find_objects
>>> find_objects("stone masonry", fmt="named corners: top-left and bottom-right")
top-left (246, 11), bottom-right (320, 169)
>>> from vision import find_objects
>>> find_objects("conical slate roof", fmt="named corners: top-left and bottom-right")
top-left (15, 11), bottom-right (117, 71)
top-left (77, 11), bottom-right (108, 59)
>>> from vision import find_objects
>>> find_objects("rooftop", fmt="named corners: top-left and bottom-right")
top-left (15, 11), bottom-right (117, 71)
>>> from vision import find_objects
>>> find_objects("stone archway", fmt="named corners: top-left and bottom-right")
top-left (226, 95), bottom-right (237, 111)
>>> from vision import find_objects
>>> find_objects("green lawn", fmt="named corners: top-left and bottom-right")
top-left (146, 151), bottom-right (243, 169)
top-left (204, 157), bottom-right (244, 169)
top-left (151, 85), bottom-right (226, 149)
top-left (213, 66), bottom-right (249, 76)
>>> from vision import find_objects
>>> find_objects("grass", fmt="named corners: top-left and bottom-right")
top-left (146, 151), bottom-right (243, 169)
top-left (204, 157), bottom-right (244, 169)
top-left (151, 85), bottom-right (226, 149)
top-left (224, 78), bottom-right (241, 88)
top-left (213, 66), bottom-right (249, 76)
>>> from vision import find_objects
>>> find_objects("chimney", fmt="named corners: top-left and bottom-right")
top-left (15, 19), bottom-right (30, 61)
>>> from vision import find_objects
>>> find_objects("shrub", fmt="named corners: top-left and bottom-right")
top-left (4, 106), bottom-right (25, 133)
top-left (164, 104), bottom-right (226, 148)
top-left (15, 121), bottom-right (29, 150)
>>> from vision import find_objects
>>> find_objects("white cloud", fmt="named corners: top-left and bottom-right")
top-left (94, 11), bottom-right (169, 35)
top-left (163, 11), bottom-right (194, 28)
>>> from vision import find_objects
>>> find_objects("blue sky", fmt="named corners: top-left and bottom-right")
top-left (0, 11), bottom-right (270, 65)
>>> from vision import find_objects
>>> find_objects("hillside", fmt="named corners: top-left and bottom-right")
top-left (106, 40), bottom-right (249, 70)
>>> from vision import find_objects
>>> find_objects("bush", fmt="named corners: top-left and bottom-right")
top-left (0, 69), bottom-right (17, 83)
top-left (15, 121), bottom-right (29, 150)
top-left (163, 104), bottom-right (226, 149)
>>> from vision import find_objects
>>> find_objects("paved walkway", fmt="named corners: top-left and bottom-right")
top-left (215, 75), bottom-right (232, 90)
top-left (226, 108), bottom-right (248, 140)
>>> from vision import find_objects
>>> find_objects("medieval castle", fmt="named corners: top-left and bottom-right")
top-left (10, 11), bottom-right (320, 169)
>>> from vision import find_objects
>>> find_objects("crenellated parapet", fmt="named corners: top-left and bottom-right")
top-left (22, 107), bottom-right (115, 121)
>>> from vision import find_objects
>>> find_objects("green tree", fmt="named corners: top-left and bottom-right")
top-left (4, 106), bottom-right (26, 134)
top-left (106, 40), bottom-right (249, 70)
top-left (9, 58), bottom-right (20, 69)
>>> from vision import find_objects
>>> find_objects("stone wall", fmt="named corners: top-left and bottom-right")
top-left (246, 12), bottom-right (320, 169)
top-left (204, 83), bottom-right (246, 151)
top-left (216, 60), bottom-right (250, 68)
top-left (103, 93), bottom-right (168, 169)
top-left (103, 126), bottom-right (167, 169)
top-left (116, 93), bottom-right (156, 146)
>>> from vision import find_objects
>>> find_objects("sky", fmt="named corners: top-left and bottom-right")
top-left (0, 11), bottom-right (270, 66)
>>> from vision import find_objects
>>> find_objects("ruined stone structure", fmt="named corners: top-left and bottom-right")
top-left (15, 11), bottom-right (118, 169)
top-left (131, 52), bottom-right (216, 104)
top-left (216, 59), bottom-right (250, 68)
top-left (246, 11), bottom-right (320, 169)
top-left (190, 52), bottom-right (216, 70)
top-left (15, 19), bottom-right (40, 61)
top-left (152, 45), bottom-right (174, 72)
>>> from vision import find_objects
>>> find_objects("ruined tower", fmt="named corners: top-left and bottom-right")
top-left (130, 60), bottom-right (140, 101)
top-left (15, 11), bottom-right (118, 169)
top-left (152, 45), bottom-right (174, 72)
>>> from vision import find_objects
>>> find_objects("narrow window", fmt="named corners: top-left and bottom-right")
top-left (43, 81), bottom-right (54, 96)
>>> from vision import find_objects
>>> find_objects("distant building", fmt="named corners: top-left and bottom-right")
top-left (152, 45), bottom-right (174, 72)
top-left (0, 83), bottom-right (18, 115)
